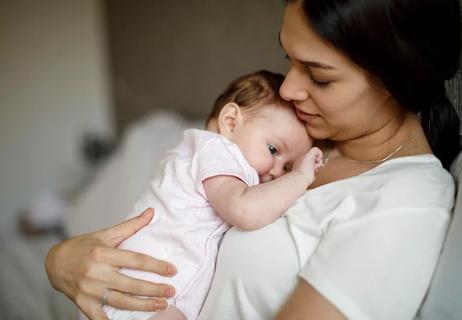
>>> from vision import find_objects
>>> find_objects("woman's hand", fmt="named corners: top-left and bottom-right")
top-left (45, 208), bottom-right (177, 320)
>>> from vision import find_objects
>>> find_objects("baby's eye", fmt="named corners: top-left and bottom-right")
top-left (283, 164), bottom-right (292, 172)
top-left (267, 144), bottom-right (278, 155)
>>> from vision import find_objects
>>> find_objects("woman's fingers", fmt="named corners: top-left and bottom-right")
top-left (45, 208), bottom-right (179, 318)
top-left (77, 295), bottom-right (108, 320)
top-left (105, 290), bottom-right (168, 312)
top-left (99, 208), bottom-right (155, 247)
top-left (104, 247), bottom-right (177, 277)
top-left (110, 272), bottom-right (176, 298)
top-left (85, 306), bottom-right (108, 320)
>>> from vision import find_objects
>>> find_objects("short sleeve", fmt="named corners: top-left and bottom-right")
top-left (299, 207), bottom-right (450, 320)
top-left (191, 137), bottom-right (259, 199)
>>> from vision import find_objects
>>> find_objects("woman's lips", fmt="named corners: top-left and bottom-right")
top-left (296, 109), bottom-right (319, 121)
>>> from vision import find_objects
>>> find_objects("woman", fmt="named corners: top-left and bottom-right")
top-left (46, 0), bottom-right (461, 319)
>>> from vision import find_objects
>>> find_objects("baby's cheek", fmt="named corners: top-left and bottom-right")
top-left (253, 151), bottom-right (273, 172)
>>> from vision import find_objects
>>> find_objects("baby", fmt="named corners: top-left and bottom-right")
top-left (104, 70), bottom-right (323, 320)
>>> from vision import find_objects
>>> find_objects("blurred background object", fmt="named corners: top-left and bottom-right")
top-left (0, 0), bottom-right (114, 236)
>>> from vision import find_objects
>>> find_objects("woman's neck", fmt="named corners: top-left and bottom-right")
top-left (327, 111), bottom-right (428, 163)
top-left (309, 112), bottom-right (432, 189)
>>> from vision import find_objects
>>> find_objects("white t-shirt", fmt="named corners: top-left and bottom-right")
top-left (198, 154), bottom-right (454, 320)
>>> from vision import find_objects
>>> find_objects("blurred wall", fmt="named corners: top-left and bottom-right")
top-left (0, 0), bottom-right (113, 232)
top-left (106, 0), bottom-right (288, 132)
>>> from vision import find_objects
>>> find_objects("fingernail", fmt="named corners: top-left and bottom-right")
top-left (155, 300), bottom-right (168, 310)
top-left (167, 265), bottom-right (177, 276)
top-left (141, 208), bottom-right (152, 217)
top-left (165, 287), bottom-right (175, 297)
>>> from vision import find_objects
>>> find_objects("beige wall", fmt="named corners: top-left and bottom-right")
top-left (106, 0), bottom-right (288, 131)
top-left (0, 0), bottom-right (113, 231)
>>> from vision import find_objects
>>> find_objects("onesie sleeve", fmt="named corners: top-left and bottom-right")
top-left (299, 207), bottom-right (451, 320)
top-left (191, 137), bottom-right (259, 199)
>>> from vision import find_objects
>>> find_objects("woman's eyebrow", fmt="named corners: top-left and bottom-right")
top-left (278, 32), bottom-right (336, 71)
top-left (301, 60), bottom-right (336, 70)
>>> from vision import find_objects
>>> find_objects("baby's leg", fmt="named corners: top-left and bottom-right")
top-left (149, 306), bottom-right (186, 320)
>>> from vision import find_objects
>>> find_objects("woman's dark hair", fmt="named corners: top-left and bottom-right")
top-left (285, 0), bottom-right (461, 169)
top-left (206, 70), bottom-right (287, 126)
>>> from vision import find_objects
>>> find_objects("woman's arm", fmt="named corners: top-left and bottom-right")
top-left (275, 280), bottom-right (346, 320)
top-left (45, 208), bottom-right (177, 320)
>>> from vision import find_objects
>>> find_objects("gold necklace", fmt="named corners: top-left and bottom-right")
top-left (322, 143), bottom-right (405, 166)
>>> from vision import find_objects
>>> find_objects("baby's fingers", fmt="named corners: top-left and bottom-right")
top-left (308, 146), bottom-right (323, 159)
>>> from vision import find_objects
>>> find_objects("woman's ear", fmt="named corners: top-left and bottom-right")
top-left (217, 103), bottom-right (243, 138)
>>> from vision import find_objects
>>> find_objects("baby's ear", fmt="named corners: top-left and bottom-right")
top-left (217, 103), bottom-right (243, 138)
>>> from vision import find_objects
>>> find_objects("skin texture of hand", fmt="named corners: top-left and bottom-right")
top-left (45, 208), bottom-right (177, 320)
top-left (292, 147), bottom-right (324, 185)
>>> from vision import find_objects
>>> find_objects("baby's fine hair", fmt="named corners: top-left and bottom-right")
top-left (206, 70), bottom-right (287, 126)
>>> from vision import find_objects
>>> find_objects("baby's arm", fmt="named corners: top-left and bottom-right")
top-left (203, 147), bottom-right (323, 230)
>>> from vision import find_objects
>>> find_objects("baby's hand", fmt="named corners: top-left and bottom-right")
top-left (292, 147), bottom-right (324, 183)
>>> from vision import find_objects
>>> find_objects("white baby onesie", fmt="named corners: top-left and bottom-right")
top-left (103, 129), bottom-right (259, 320)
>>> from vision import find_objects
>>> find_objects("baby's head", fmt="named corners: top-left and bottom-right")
top-left (207, 70), bottom-right (312, 182)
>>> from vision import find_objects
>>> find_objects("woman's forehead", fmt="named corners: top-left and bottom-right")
top-left (280, 3), bottom-right (355, 71)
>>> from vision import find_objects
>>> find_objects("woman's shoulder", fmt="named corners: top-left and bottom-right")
top-left (310, 154), bottom-right (453, 194)
top-left (292, 154), bottom-right (455, 226)
top-left (370, 154), bottom-right (453, 190)
top-left (368, 154), bottom-right (454, 207)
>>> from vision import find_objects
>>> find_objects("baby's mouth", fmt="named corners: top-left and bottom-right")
top-left (259, 175), bottom-right (272, 183)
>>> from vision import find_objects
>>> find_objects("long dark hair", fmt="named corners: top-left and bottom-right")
top-left (286, 0), bottom-right (461, 169)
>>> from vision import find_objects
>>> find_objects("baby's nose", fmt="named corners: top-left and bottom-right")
top-left (269, 165), bottom-right (285, 179)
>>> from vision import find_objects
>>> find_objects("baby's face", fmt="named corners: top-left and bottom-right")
top-left (231, 104), bottom-right (312, 183)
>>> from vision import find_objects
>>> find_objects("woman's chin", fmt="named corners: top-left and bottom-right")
top-left (304, 123), bottom-right (330, 141)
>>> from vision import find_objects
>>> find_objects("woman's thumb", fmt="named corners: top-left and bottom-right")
top-left (100, 208), bottom-right (154, 247)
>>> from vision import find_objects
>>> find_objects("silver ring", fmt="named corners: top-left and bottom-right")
top-left (101, 288), bottom-right (112, 306)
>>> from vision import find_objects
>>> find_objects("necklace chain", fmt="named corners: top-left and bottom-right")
top-left (323, 143), bottom-right (405, 166)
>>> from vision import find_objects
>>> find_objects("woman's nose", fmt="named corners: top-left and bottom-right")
top-left (280, 66), bottom-right (309, 102)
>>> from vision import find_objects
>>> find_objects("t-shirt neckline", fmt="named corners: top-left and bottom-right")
top-left (307, 153), bottom-right (438, 194)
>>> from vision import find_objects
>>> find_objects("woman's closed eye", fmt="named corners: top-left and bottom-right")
top-left (285, 54), bottom-right (332, 87)
top-left (306, 68), bottom-right (332, 87)
top-left (267, 144), bottom-right (278, 155)
top-left (308, 73), bottom-right (331, 87)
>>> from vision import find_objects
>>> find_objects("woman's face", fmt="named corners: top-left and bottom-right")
top-left (279, 2), bottom-right (397, 142)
